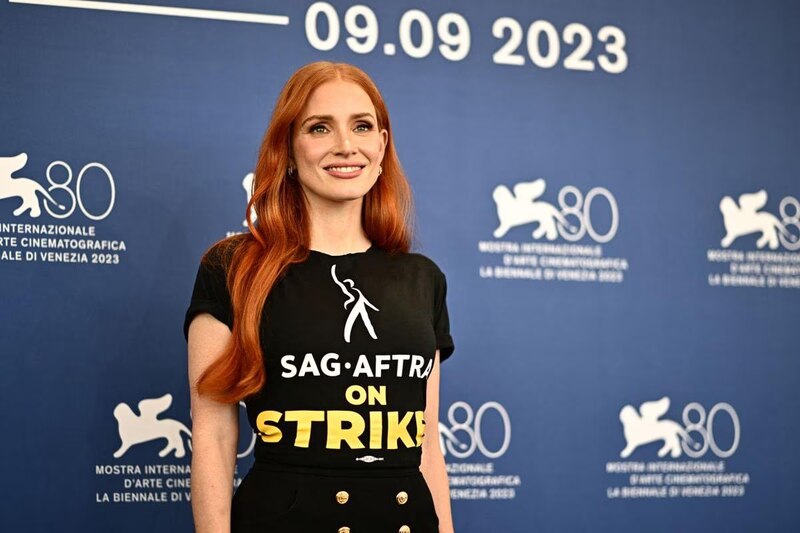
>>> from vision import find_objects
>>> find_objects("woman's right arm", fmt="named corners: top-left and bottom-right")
top-left (187, 313), bottom-right (239, 533)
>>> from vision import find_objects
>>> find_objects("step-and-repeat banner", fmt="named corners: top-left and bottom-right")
top-left (2, 1), bottom-right (798, 531)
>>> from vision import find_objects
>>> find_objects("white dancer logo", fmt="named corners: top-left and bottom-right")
top-left (619, 397), bottom-right (698, 459)
top-left (492, 178), bottom-right (577, 239)
top-left (0, 152), bottom-right (65, 217)
top-left (331, 264), bottom-right (379, 343)
top-left (112, 393), bottom-right (192, 459)
top-left (720, 190), bottom-right (798, 249)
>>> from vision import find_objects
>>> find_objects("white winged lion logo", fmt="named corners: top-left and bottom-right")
top-left (619, 397), bottom-right (698, 458)
top-left (720, 190), bottom-right (796, 249)
top-left (113, 393), bottom-right (192, 459)
top-left (492, 179), bottom-right (576, 239)
top-left (0, 152), bottom-right (66, 217)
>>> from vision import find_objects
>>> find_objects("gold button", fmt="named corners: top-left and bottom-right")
top-left (399, 526), bottom-right (411, 533)
top-left (396, 490), bottom-right (409, 504)
top-left (338, 527), bottom-right (351, 533)
top-left (336, 490), bottom-right (349, 504)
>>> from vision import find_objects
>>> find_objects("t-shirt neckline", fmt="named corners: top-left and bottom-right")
top-left (307, 244), bottom-right (375, 258)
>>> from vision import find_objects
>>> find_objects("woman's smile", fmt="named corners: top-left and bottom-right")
top-left (323, 163), bottom-right (366, 179)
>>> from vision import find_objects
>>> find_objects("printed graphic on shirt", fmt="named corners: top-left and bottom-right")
top-left (255, 390), bottom-right (427, 458)
top-left (263, 352), bottom-right (435, 458)
top-left (331, 263), bottom-right (379, 342)
top-left (258, 270), bottom-right (433, 460)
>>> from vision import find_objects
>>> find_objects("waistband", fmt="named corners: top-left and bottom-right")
top-left (252, 459), bottom-right (422, 478)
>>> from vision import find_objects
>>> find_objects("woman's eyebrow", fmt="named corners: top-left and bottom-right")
top-left (300, 112), bottom-right (375, 127)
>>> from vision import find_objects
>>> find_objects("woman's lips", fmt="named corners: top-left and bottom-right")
top-left (324, 165), bottom-right (365, 179)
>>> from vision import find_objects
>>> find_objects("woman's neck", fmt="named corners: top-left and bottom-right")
top-left (307, 196), bottom-right (371, 255)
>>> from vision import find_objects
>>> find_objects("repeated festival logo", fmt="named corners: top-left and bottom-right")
top-left (95, 393), bottom-right (253, 505)
top-left (478, 177), bottom-right (628, 284)
top-left (0, 152), bottom-right (127, 265)
top-left (440, 400), bottom-right (521, 501)
top-left (606, 396), bottom-right (750, 499)
top-left (707, 189), bottom-right (800, 289)
top-left (112, 394), bottom-right (193, 460)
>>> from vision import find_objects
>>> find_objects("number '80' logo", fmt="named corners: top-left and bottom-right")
top-left (681, 402), bottom-right (740, 458)
top-left (44, 160), bottom-right (116, 220)
top-left (441, 401), bottom-right (511, 459)
top-left (557, 186), bottom-right (619, 243)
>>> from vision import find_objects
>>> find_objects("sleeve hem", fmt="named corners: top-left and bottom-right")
top-left (437, 336), bottom-right (455, 363)
top-left (183, 301), bottom-right (233, 341)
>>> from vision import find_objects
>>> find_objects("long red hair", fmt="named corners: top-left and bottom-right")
top-left (196, 62), bottom-right (414, 403)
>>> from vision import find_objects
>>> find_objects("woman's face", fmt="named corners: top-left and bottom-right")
top-left (291, 80), bottom-right (388, 207)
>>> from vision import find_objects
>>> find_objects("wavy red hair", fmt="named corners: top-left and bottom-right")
top-left (196, 62), bottom-right (414, 403)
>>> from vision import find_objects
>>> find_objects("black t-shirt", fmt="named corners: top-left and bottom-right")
top-left (183, 243), bottom-right (455, 470)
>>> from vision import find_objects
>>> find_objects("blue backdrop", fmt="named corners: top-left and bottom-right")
top-left (2, 0), bottom-right (799, 531)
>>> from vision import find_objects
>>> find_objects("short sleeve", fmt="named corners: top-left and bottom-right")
top-left (183, 254), bottom-right (234, 341)
top-left (433, 267), bottom-right (455, 362)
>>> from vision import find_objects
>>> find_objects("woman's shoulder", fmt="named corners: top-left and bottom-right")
top-left (200, 233), bottom-right (249, 270)
top-left (384, 248), bottom-right (446, 276)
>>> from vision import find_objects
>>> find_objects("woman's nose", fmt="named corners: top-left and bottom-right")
top-left (333, 130), bottom-right (357, 155)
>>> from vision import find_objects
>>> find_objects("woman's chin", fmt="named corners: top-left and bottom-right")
top-left (312, 189), bottom-right (372, 206)
top-left (302, 181), bottom-right (378, 205)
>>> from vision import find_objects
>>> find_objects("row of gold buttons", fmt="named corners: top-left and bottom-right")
top-left (335, 490), bottom-right (409, 505)
top-left (335, 490), bottom-right (412, 532)
top-left (337, 527), bottom-right (410, 533)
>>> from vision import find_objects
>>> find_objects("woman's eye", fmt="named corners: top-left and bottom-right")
top-left (309, 122), bottom-right (372, 133)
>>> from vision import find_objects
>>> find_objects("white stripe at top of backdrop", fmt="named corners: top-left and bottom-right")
top-left (8, 0), bottom-right (290, 25)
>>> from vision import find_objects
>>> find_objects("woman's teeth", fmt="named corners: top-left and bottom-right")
top-left (327, 166), bottom-right (361, 172)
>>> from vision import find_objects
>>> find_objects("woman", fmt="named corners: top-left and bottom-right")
top-left (184, 61), bottom-right (456, 533)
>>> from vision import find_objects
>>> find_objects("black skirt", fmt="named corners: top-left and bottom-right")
top-left (231, 463), bottom-right (440, 532)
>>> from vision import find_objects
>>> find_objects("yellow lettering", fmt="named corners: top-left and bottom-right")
top-left (255, 408), bottom-right (423, 450)
top-left (387, 411), bottom-right (415, 449)
top-left (414, 411), bottom-right (425, 446)
top-left (284, 410), bottom-right (326, 448)
top-left (367, 386), bottom-right (386, 406)
top-left (326, 410), bottom-right (366, 449)
top-left (255, 410), bottom-right (283, 443)
top-left (369, 411), bottom-right (382, 449)
top-left (345, 385), bottom-right (367, 405)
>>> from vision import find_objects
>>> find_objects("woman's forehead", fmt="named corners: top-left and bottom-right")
top-left (301, 80), bottom-right (375, 117)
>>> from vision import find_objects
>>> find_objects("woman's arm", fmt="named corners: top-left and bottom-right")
top-left (187, 313), bottom-right (239, 533)
top-left (420, 350), bottom-right (455, 533)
